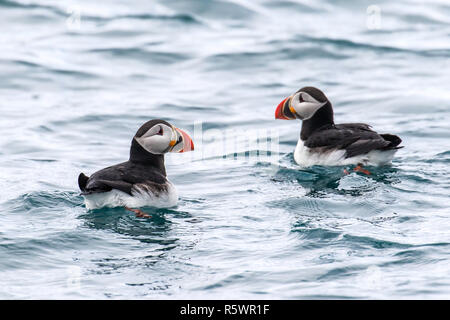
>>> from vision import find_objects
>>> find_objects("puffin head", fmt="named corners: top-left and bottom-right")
top-left (133, 119), bottom-right (194, 155)
top-left (275, 86), bottom-right (330, 121)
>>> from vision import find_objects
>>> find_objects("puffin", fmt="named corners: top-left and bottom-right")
top-left (275, 86), bottom-right (402, 173)
top-left (78, 119), bottom-right (194, 217)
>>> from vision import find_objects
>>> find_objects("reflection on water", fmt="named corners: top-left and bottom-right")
top-left (80, 207), bottom-right (177, 245)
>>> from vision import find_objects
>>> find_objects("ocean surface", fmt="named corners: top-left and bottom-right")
top-left (1, 0), bottom-right (450, 299)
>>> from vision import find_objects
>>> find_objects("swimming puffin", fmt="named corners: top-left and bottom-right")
top-left (275, 86), bottom-right (402, 173)
top-left (78, 119), bottom-right (194, 216)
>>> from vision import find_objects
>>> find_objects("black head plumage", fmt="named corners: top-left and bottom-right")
top-left (297, 87), bottom-right (335, 140)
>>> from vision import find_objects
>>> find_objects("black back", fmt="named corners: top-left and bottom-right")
top-left (304, 123), bottom-right (403, 158)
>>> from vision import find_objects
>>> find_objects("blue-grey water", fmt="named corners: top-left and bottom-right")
top-left (1, 0), bottom-right (450, 299)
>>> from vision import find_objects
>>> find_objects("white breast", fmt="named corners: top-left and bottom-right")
top-left (83, 180), bottom-right (178, 210)
top-left (293, 139), bottom-right (397, 167)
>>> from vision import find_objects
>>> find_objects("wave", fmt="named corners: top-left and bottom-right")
top-left (8, 59), bottom-right (99, 79)
top-left (298, 35), bottom-right (450, 58)
top-left (0, 0), bottom-right (201, 24)
top-left (3, 190), bottom-right (84, 212)
top-left (87, 47), bottom-right (190, 64)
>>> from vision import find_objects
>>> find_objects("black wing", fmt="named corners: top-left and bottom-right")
top-left (304, 123), bottom-right (402, 158)
top-left (82, 179), bottom-right (133, 195)
top-left (79, 161), bottom-right (167, 195)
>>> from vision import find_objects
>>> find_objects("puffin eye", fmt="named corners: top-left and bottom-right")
top-left (299, 94), bottom-right (305, 103)
top-left (157, 126), bottom-right (163, 135)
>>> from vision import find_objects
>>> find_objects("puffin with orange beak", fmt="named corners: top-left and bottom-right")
top-left (275, 86), bottom-right (402, 173)
top-left (78, 119), bottom-right (194, 216)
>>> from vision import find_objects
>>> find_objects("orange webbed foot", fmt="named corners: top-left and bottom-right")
top-left (353, 165), bottom-right (371, 175)
top-left (125, 207), bottom-right (151, 218)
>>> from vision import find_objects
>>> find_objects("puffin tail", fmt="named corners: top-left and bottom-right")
top-left (380, 134), bottom-right (403, 150)
top-left (78, 173), bottom-right (89, 192)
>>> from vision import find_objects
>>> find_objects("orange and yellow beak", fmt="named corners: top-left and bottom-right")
top-left (275, 96), bottom-right (296, 120)
top-left (170, 127), bottom-right (194, 153)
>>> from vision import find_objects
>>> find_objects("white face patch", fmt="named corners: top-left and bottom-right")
top-left (134, 123), bottom-right (176, 154)
top-left (290, 91), bottom-right (327, 120)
